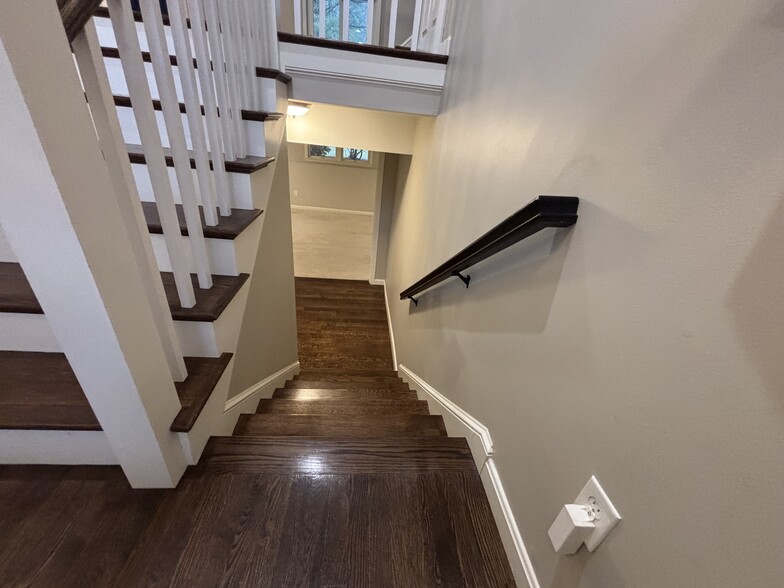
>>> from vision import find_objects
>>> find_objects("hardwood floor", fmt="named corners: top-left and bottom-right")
top-left (0, 277), bottom-right (515, 586)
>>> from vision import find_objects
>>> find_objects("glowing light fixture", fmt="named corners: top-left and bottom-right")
top-left (287, 101), bottom-right (311, 117)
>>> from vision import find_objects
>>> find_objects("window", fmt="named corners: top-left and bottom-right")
top-left (310, 0), bottom-right (370, 43)
top-left (306, 145), bottom-right (373, 166)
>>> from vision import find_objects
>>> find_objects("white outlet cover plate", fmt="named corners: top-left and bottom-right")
top-left (575, 475), bottom-right (621, 551)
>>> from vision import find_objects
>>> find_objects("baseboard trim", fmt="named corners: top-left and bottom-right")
top-left (397, 364), bottom-right (540, 588)
top-left (290, 204), bottom-right (373, 216)
top-left (225, 361), bottom-right (300, 412)
top-left (369, 278), bottom-right (385, 286)
top-left (381, 281), bottom-right (398, 369)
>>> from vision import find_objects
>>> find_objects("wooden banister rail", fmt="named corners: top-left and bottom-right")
top-left (399, 196), bottom-right (579, 304)
top-left (57, 0), bottom-right (104, 42)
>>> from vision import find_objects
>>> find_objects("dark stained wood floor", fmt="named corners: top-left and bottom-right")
top-left (0, 277), bottom-right (515, 587)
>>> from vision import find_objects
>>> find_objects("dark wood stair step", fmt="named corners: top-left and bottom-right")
top-left (0, 351), bottom-right (100, 430)
top-left (255, 399), bottom-right (429, 416)
top-left (293, 372), bottom-right (402, 382)
top-left (163, 272), bottom-right (249, 322)
top-left (233, 414), bottom-right (446, 437)
top-left (127, 144), bottom-right (275, 174)
top-left (113, 94), bottom-right (283, 123)
top-left (202, 436), bottom-right (474, 474)
top-left (171, 353), bottom-right (232, 432)
top-left (141, 202), bottom-right (262, 240)
top-left (0, 262), bottom-right (42, 315)
top-left (285, 379), bottom-right (409, 391)
top-left (0, 262), bottom-right (247, 323)
top-left (273, 388), bottom-right (417, 401)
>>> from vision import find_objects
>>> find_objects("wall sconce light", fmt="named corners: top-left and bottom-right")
top-left (287, 101), bottom-right (311, 117)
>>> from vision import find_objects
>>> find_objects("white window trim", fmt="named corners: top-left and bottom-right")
top-left (304, 144), bottom-right (376, 168)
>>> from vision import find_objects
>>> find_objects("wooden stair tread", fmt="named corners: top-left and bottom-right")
top-left (162, 272), bottom-right (249, 322)
top-left (171, 353), bottom-right (233, 432)
top-left (277, 32), bottom-right (449, 64)
top-left (201, 436), bottom-right (475, 474)
top-left (273, 388), bottom-right (417, 401)
top-left (0, 263), bottom-right (247, 323)
top-left (100, 46), bottom-right (292, 84)
top-left (141, 202), bottom-right (262, 240)
top-left (0, 351), bottom-right (100, 430)
top-left (233, 414), bottom-right (446, 437)
top-left (0, 262), bottom-right (42, 315)
top-left (255, 399), bottom-right (429, 415)
top-left (113, 94), bottom-right (284, 122)
top-left (126, 143), bottom-right (275, 174)
top-left (285, 380), bottom-right (409, 390)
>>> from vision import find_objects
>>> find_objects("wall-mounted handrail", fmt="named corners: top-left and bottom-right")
top-left (399, 196), bottom-right (579, 304)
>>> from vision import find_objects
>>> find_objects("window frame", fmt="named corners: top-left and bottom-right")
top-left (304, 144), bottom-right (375, 168)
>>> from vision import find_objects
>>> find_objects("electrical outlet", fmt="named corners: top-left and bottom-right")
top-left (575, 476), bottom-right (621, 551)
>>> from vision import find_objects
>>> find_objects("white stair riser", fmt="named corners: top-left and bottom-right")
top-left (132, 162), bottom-right (255, 210)
top-left (149, 213), bottom-right (264, 275)
top-left (174, 279), bottom-right (251, 357)
top-left (0, 314), bottom-right (60, 352)
top-left (116, 106), bottom-right (267, 157)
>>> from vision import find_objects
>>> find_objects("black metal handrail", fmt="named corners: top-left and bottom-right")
top-left (399, 196), bottom-right (579, 304)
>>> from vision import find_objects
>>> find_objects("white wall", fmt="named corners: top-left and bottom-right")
top-left (286, 102), bottom-right (421, 154)
top-left (383, 1), bottom-right (784, 586)
top-left (288, 143), bottom-right (380, 212)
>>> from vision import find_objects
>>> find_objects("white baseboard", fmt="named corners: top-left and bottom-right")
top-left (0, 430), bottom-right (118, 465)
top-left (219, 361), bottom-right (300, 434)
top-left (290, 204), bottom-right (373, 216)
top-left (380, 281), bottom-right (398, 369)
top-left (398, 364), bottom-right (540, 588)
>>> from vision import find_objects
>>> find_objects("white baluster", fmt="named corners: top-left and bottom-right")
top-left (218, 0), bottom-right (248, 157)
top-left (168, 0), bottom-right (219, 226)
top-left (188, 0), bottom-right (232, 215)
top-left (318, 0), bottom-right (326, 38)
top-left (231, 0), bottom-right (251, 109)
top-left (72, 20), bottom-right (187, 381)
top-left (204, 0), bottom-right (238, 161)
top-left (107, 0), bottom-right (196, 308)
top-left (410, 0), bottom-right (423, 51)
top-left (366, 0), bottom-right (374, 44)
top-left (341, 0), bottom-right (349, 41)
top-left (242, 0), bottom-right (260, 110)
top-left (266, 0), bottom-right (281, 69)
top-left (293, 0), bottom-right (303, 35)
top-left (387, 0), bottom-right (398, 48)
top-left (139, 0), bottom-right (213, 290)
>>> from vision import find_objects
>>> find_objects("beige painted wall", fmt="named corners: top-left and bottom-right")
top-left (383, 1), bottom-right (784, 586)
top-left (229, 139), bottom-right (299, 398)
top-left (286, 103), bottom-right (421, 155)
top-left (288, 143), bottom-right (379, 212)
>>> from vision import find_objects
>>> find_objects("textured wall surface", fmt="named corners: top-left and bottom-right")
top-left (383, 1), bottom-right (784, 586)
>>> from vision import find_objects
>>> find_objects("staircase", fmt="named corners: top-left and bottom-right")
top-left (0, 0), bottom-right (292, 482)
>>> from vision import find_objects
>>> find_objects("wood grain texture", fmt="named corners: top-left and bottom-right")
top-left (162, 272), bottom-right (249, 322)
top-left (171, 354), bottom-right (233, 432)
top-left (255, 398), bottom-right (430, 415)
top-left (272, 388), bottom-right (418, 401)
top-left (0, 272), bottom-right (515, 586)
top-left (126, 144), bottom-right (275, 174)
top-left (233, 413), bottom-right (447, 437)
top-left (57, 0), bottom-right (103, 42)
top-left (141, 202), bottom-right (262, 240)
top-left (0, 352), bottom-right (100, 430)
top-left (0, 262), bottom-right (42, 314)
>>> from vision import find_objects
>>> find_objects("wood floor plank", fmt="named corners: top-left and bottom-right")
top-left (0, 262), bottom-right (42, 314)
